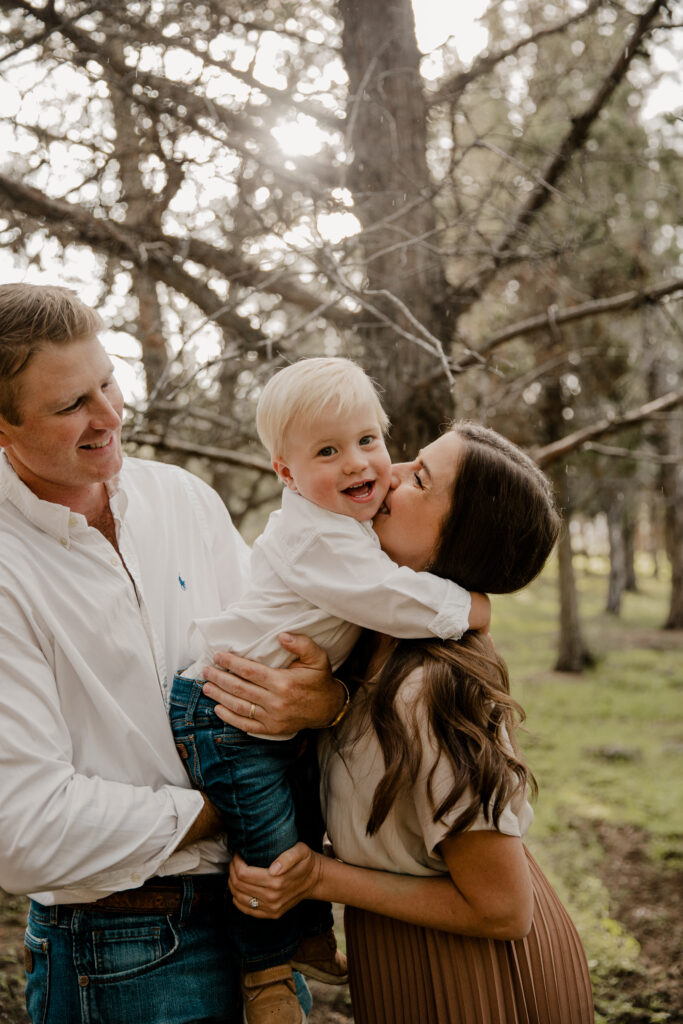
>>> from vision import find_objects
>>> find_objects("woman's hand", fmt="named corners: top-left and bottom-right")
top-left (229, 843), bottom-right (324, 919)
top-left (201, 633), bottom-right (346, 735)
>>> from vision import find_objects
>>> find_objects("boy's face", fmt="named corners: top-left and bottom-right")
top-left (273, 400), bottom-right (391, 522)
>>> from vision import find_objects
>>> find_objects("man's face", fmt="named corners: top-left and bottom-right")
top-left (0, 336), bottom-right (124, 507)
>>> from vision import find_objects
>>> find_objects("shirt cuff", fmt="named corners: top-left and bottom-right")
top-left (430, 588), bottom-right (472, 639)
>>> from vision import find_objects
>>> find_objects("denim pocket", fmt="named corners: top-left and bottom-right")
top-left (173, 731), bottom-right (206, 789)
top-left (24, 927), bottom-right (49, 1024)
top-left (91, 916), bottom-right (180, 979)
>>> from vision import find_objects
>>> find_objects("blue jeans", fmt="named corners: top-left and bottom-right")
top-left (25, 890), bottom-right (312, 1024)
top-left (169, 674), bottom-right (333, 972)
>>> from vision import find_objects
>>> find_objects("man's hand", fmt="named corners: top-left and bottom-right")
top-left (200, 633), bottom-right (346, 735)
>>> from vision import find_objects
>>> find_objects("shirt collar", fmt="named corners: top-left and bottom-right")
top-left (0, 452), bottom-right (127, 542)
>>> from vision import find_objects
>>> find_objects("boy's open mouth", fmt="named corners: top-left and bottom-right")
top-left (343, 480), bottom-right (375, 499)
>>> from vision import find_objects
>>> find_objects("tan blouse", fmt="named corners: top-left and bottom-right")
top-left (319, 668), bottom-right (534, 877)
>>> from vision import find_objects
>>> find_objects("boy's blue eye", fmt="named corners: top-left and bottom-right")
top-left (318, 446), bottom-right (336, 457)
top-left (359, 435), bottom-right (374, 446)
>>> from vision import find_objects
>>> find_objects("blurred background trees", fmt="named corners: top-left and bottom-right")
top-left (0, 0), bottom-right (681, 658)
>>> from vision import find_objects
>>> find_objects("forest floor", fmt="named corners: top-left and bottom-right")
top-left (0, 565), bottom-right (681, 1023)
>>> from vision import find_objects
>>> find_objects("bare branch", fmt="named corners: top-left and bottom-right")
top-left (582, 441), bottom-right (680, 465)
top-left (426, 0), bottom-right (602, 108)
top-left (123, 431), bottom-right (272, 473)
top-left (0, 173), bottom-right (355, 330)
top-left (454, 0), bottom-right (671, 307)
top-left (464, 279), bottom-right (683, 366)
top-left (533, 387), bottom-right (683, 468)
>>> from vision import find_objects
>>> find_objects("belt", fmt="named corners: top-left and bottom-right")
top-left (63, 874), bottom-right (228, 915)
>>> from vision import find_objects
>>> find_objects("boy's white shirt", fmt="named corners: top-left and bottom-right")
top-left (187, 489), bottom-right (472, 738)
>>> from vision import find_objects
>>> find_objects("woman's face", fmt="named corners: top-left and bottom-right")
top-left (373, 431), bottom-right (463, 571)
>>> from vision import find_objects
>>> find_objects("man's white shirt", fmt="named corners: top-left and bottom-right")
top-left (0, 454), bottom-right (250, 904)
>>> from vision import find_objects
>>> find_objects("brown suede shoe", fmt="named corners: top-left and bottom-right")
top-left (290, 928), bottom-right (348, 985)
top-left (241, 964), bottom-right (306, 1024)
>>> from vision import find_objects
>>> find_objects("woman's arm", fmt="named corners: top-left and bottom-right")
top-left (230, 829), bottom-right (533, 941)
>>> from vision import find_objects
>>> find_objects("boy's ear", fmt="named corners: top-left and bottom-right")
top-left (272, 457), bottom-right (298, 492)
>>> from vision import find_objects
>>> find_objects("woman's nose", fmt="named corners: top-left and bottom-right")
top-left (389, 462), bottom-right (411, 487)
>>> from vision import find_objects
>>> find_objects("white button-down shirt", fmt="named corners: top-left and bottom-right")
top-left (190, 488), bottom-right (472, 685)
top-left (0, 454), bottom-right (250, 904)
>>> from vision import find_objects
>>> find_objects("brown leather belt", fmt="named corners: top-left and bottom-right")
top-left (64, 874), bottom-right (228, 915)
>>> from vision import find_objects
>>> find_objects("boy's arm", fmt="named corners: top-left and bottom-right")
top-left (469, 592), bottom-right (491, 632)
top-left (263, 515), bottom-right (478, 641)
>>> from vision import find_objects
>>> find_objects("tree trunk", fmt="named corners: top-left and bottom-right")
top-left (339, 0), bottom-right (454, 455)
top-left (552, 470), bottom-right (594, 672)
top-left (663, 460), bottom-right (683, 628)
top-left (647, 358), bottom-right (683, 628)
top-left (623, 502), bottom-right (638, 592)
top-left (606, 494), bottom-right (626, 615)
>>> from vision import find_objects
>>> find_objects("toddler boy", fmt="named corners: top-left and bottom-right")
top-left (170, 358), bottom-right (488, 1024)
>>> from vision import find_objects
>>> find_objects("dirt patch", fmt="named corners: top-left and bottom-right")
top-left (594, 822), bottom-right (682, 1022)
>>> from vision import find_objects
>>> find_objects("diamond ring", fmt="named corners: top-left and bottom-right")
top-left (249, 896), bottom-right (259, 909)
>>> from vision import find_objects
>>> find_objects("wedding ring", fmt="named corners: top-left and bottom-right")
top-left (249, 703), bottom-right (256, 720)
top-left (249, 896), bottom-right (259, 909)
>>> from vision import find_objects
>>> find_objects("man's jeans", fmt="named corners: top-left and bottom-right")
top-left (25, 890), bottom-right (312, 1024)
top-left (169, 674), bottom-right (333, 971)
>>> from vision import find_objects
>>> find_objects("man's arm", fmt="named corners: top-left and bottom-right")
top-left (201, 633), bottom-right (347, 735)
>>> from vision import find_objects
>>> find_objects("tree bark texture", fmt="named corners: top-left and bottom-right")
top-left (339, 0), bottom-right (453, 455)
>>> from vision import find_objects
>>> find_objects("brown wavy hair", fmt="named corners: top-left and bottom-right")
top-left (0, 284), bottom-right (102, 424)
top-left (340, 422), bottom-right (561, 838)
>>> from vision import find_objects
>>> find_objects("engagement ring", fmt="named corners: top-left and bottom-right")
top-left (249, 896), bottom-right (259, 909)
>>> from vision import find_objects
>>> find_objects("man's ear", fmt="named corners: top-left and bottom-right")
top-left (271, 457), bottom-right (298, 492)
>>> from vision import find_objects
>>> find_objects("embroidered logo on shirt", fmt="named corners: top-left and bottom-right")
top-left (178, 575), bottom-right (187, 590)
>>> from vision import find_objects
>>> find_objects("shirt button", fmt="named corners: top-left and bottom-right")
top-left (69, 515), bottom-right (78, 527)
top-left (60, 538), bottom-right (68, 547)
top-left (131, 872), bottom-right (141, 883)
top-left (110, 557), bottom-right (119, 567)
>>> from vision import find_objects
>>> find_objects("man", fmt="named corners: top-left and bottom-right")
top-left (0, 283), bottom-right (346, 1023)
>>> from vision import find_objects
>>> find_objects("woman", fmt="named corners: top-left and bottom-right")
top-left (229, 422), bottom-right (594, 1024)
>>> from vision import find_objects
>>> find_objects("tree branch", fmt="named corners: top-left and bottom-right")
top-left (453, 0), bottom-right (671, 308)
top-left (0, 172), bottom-right (354, 331)
top-left (456, 279), bottom-right (683, 368)
top-left (532, 386), bottom-right (683, 468)
top-left (123, 431), bottom-right (272, 472)
top-left (426, 0), bottom-right (602, 108)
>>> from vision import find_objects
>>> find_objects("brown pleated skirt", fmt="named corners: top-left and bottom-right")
top-left (344, 849), bottom-right (594, 1024)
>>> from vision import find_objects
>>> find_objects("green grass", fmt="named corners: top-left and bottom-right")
top-left (493, 561), bottom-right (682, 1022)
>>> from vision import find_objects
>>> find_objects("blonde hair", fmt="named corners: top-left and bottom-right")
top-left (0, 284), bottom-right (102, 424)
top-left (256, 357), bottom-right (389, 458)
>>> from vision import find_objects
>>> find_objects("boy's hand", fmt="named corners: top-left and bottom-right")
top-left (201, 633), bottom-right (346, 735)
top-left (469, 592), bottom-right (491, 633)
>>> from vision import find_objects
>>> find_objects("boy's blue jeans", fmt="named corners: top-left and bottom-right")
top-left (169, 673), bottom-right (333, 972)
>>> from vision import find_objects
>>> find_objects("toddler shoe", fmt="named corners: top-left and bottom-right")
top-left (290, 927), bottom-right (348, 985)
top-left (242, 964), bottom-right (306, 1023)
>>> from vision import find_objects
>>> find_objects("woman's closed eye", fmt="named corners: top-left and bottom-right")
top-left (413, 471), bottom-right (424, 489)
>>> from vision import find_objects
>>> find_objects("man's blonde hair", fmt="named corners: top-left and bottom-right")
top-left (0, 283), bottom-right (102, 424)
top-left (256, 357), bottom-right (389, 458)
